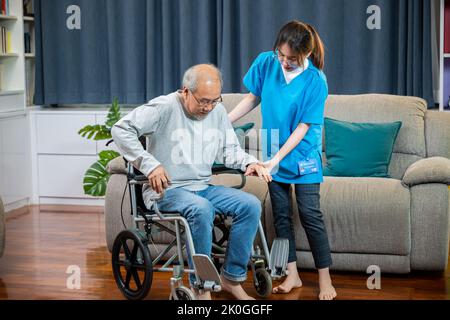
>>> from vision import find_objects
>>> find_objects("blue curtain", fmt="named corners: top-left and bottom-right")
top-left (34, 0), bottom-right (434, 106)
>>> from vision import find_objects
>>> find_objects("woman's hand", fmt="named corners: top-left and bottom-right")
top-left (245, 163), bottom-right (273, 183)
top-left (263, 159), bottom-right (278, 175)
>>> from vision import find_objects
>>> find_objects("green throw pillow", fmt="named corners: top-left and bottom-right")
top-left (323, 118), bottom-right (402, 178)
top-left (233, 122), bottom-right (255, 149)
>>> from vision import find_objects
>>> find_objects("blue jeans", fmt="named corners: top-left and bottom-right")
top-left (156, 185), bottom-right (261, 283)
top-left (268, 181), bottom-right (332, 269)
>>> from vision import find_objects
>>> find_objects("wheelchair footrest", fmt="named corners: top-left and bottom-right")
top-left (270, 238), bottom-right (289, 279)
top-left (193, 254), bottom-right (222, 292)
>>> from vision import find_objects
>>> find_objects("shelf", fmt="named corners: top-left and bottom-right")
top-left (444, 53), bottom-right (450, 58)
top-left (0, 14), bottom-right (18, 21)
top-left (0, 90), bottom-right (24, 96)
top-left (25, 53), bottom-right (35, 58)
top-left (23, 16), bottom-right (34, 22)
top-left (0, 53), bottom-right (19, 58)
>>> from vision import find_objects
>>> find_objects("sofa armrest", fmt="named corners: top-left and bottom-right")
top-left (0, 196), bottom-right (5, 258)
top-left (402, 157), bottom-right (450, 187)
top-left (107, 156), bottom-right (127, 175)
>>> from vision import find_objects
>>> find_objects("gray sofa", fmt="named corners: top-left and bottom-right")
top-left (0, 197), bottom-right (5, 258)
top-left (105, 94), bottom-right (450, 273)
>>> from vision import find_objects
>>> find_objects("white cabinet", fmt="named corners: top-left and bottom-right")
top-left (38, 154), bottom-right (98, 198)
top-left (36, 114), bottom-right (97, 155)
top-left (29, 107), bottom-right (124, 206)
top-left (0, 114), bottom-right (30, 211)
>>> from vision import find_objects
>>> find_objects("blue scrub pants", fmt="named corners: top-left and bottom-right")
top-left (268, 181), bottom-right (332, 269)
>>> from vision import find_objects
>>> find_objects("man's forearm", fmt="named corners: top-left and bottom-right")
top-left (111, 124), bottom-right (160, 177)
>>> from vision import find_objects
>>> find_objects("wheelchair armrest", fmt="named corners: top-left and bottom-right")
top-left (212, 164), bottom-right (244, 175)
top-left (211, 164), bottom-right (247, 189)
top-left (127, 172), bottom-right (148, 183)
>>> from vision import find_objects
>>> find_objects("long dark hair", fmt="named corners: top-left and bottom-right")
top-left (273, 20), bottom-right (325, 70)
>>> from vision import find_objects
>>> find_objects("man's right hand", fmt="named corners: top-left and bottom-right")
top-left (147, 165), bottom-right (172, 195)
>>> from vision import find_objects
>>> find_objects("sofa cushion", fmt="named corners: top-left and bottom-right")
top-left (425, 111), bottom-right (450, 159)
top-left (324, 94), bottom-right (426, 156)
top-left (222, 94), bottom-right (262, 152)
top-left (264, 177), bottom-right (411, 256)
top-left (324, 94), bottom-right (427, 180)
top-left (323, 118), bottom-right (402, 177)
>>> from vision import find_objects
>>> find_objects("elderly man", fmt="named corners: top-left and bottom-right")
top-left (111, 64), bottom-right (271, 300)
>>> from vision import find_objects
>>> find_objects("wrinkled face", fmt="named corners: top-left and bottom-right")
top-left (182, 80), bottom-right (222, 120)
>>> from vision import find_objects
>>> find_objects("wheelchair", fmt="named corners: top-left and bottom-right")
top-left (111, 160), bottom-right (288, 300)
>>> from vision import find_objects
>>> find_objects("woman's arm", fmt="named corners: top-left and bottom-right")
top-left (228, 93), bottom-right (261, 123)
top-left (265, 123), bottom-right (311, 172)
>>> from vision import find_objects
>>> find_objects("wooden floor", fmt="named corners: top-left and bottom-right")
top-left (0, 205), bottom-right (449, 300)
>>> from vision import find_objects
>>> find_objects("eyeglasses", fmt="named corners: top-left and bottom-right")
top-left (274, 49), bottom-right (300, 68)
top-left (190, 90), bottom-right (223, 108)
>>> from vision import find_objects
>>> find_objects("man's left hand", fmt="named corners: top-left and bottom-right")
top-left (244, 163), bottom-right (273, 183)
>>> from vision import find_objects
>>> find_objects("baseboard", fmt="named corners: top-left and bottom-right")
top-left (38, 204), bottom-right (104, 213)
top-left (38, 197), bottom-right (105, 207)
top-left (4, 198), bottom-right (30, 214)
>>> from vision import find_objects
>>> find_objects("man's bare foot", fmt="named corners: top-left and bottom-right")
top-left (272, 262), bottom-right (303, 294)
top-left (220, 275), bottom-right (255, 300)
top-left (318, 268), bottom-right (337, 300)
top-left (192, 288), bottom-right (212, 300)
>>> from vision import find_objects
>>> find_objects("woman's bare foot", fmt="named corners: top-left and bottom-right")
top-left (220, 275), bottom-right (255, 300)
top-left (318, 268), bottom-right (337, 300)
top-left (272, 262), bottom-right (303, 294)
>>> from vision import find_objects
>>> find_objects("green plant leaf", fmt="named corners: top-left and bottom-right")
top-left (80, 97), bottom-right (123, 196)
top-left (99, 150), bottom-right (120, 162)
top-left (78, 124), bottom-right (111, 141)
top-left (105, 97), bottom-right (122, 130)
top-left (83, 159), bottom-right (110, 197)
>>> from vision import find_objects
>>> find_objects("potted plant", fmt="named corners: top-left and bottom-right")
top-left (78, 98), bottom-right (122, 196)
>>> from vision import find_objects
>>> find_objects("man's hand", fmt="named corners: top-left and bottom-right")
top-left (147, 165), bottom-right (172, 194)
top-left (245, 163), bottom-right (273, 183)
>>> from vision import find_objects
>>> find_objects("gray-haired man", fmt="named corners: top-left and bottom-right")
top-left (112, 64), bottom-right (272, 300)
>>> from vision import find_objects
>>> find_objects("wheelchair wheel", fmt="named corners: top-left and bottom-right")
top-left (112, 230), bottom-right (153, 300)
top-left (170, 286), bottom-right (196, 300)
top-left (254, 268), bottom-right (272, 298)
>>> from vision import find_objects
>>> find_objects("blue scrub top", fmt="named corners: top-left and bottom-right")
top-left (243, 51), bottom-right (328, 184)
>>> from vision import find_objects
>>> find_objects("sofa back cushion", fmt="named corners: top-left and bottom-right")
top-left (325, 94), bottom-right (427, 180)
top-left (222, 94), bottom-right (262, 155)
top-left (425, 111), bottom-right (450, 159)
top-left (222, 93), bottom-right (428, 180)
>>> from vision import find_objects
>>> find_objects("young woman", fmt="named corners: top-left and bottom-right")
top-left (229, 21), bottom-right (337, 300)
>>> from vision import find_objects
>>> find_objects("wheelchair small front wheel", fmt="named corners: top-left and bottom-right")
top-left (170, 286), bottom-right (196, 300)
top-left (254, 268), bottom-right (272, 298)
top-left (112, 230), bottom-right (153, 300)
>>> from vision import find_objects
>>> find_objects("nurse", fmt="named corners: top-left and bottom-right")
top-left (229, 21), bottom-right (337, 300)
